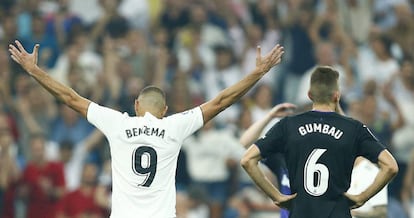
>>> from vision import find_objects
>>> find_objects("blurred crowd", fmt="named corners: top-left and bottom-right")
top-left (0, 0), bottom-right (414, 217)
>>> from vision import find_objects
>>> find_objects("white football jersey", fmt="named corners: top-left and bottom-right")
top-left (87, 102), bottom-right (204, 218)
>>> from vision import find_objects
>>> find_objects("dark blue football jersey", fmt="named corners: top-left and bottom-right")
top-left (255, 111), bottom-right (385, 218)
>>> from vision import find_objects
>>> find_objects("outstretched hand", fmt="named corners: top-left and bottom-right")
top-left (274, 193), bottom-right (297, 209)
top-left (9, 40), bottom-right (39, 74)
top-left (256, 44), bottom-right (284, 74)
top-left (269, 103), bottom-right (296, 118)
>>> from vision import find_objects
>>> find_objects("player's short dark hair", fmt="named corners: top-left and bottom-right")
top-left (138, 86), bottom-right (167, 110)
top-left (139, 86), bottom-right (166, 100)
top-left (309, 66), bottom-right (339, 104)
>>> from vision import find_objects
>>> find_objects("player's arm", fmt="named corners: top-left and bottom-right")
top-left (241, 145), bottom-right (296, 209)
top-left (351, 205), bottom-right (387, 218)
top-left (200, 45), bottom-right (284, 123)
top-left (239, 103), bottom-right (295, 148)
top-left (9, 40), bottom-right (91, 118)
top-left (345, 150), bottom-right (398, 208)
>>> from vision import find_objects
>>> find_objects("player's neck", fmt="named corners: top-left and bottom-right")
top-left (312, 103), bottom-right (335, 112)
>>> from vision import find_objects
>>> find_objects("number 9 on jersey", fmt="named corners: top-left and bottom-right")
top-left (132, 146), bottom-right (158, 187)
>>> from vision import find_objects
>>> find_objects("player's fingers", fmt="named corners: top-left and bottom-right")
top-left (10, 55), bottom-right (21, 64)
top-left (8, 46), bottom-right (21, 59)
top-left (268, 44), bottom-right (279, 58)
top-left (15, 40), bottom-right (27, 54)
top-left (274, 47), bottom-right (284, 60)
top-left (288, 193), bottom-right (297, 199)
top-left (34, 44), bottom-right (40, 64)
top-left (34, 44), bottom-right (40, 54)
top-left (282, 103), bottom-right (297, 109)
top-left (8, 44), bottom-right (21, 56)
top-left (256, 45), bottom-right (262, 59)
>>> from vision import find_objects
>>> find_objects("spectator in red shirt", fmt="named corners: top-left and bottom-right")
top-left (20, 134), bottom-right (66, 218)
top-left (57, 162), bottom-right (104, 218)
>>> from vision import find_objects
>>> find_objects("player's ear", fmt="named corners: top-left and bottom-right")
top-left (161, 105), bottom-right (168, 117)
top-left (332, 91), bottom-right (340, 102)
top-left (307, 91), bottom-right (313, 101)
top-left (134, 99), bottom-right (140, 114)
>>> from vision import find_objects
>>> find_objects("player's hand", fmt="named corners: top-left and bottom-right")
top-left (344, 192), bottom-right (366, 209)
top-left (256, 44), bottom-right (284, 74)
top-left (274, 193), bottom-right (297, 209)
top-left (269, 103), bottom-right (296, 118)
top-left (9, 40), bottom-right (39, 74)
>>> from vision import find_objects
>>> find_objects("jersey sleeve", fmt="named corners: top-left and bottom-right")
top-left (86, 102), bottom-right (124, 136)
top-left (356, 124), bottom-right (386, 163)
top-left (255, 118), bottom-right (287, 159)
top-left (167, 106), bottom-right (204, 141)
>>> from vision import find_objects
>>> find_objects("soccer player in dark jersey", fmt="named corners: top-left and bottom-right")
top-left (241, 66), bottom-right (398, 218)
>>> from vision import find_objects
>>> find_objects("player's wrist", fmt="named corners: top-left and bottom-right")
top-left (356, 193), bottom-right (369, 204)
top-left (253, 66), bottom-right (269, 76)
top-left (25, 65), bottom-right (39, 76)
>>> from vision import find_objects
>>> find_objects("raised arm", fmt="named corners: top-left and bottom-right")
top-left (239, 103), bottom-right (295, 148)
top-left (200, 45), bottom-right (284, 123)
top-left (9, 40), bottom-right (91, 117)
top-left (345, 150), bottom-right (398, 209)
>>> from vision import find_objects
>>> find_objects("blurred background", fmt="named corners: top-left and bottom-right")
top-left (0, 0), bottom-right (414, 218)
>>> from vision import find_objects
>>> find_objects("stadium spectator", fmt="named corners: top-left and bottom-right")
top-left (95, 159), bottom-right (112, 217)
top-left (50, 105), bottom-right (94, 144)
top-left (336, 0), bottom-right (373, 45)
top-left (278, 1), bottom-right (316, 102)
top-left (46, 129), bottom-right (104, 191)
top-left (387, 58), bottom-right (414, 200)
top-left (0, 113), bottom-right (20, 218)
top-left (182, 121), bottom-right (244, 218)
top-left (202, 44), bottom-right (242, 128)
top-left (401, 150), bottom-right (414, 217)
top-left (388, 3), bottom-right (414, 59)
top-left (357, 33), bottom-right (399, 88)
top-left (20, 134), bottom-right (66, 218)
top-left (19, 12), bottom-right (60, 69)
top-left (241, 24), bottom-right (280, 86)
top-left (15, 81), bottom-right (57, 157)
top-left (57, 162), bottom-right (104, 218)
top-left (249, 84), bottom-right (277, 125)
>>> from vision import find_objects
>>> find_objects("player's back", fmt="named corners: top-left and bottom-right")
top-left (257, 111), bottom-right (385, 218)
top-left (86, 103), bottom-right (204, 218)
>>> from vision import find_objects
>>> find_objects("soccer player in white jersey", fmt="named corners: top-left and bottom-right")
top-left (9, 40), bottom-right (286, 218)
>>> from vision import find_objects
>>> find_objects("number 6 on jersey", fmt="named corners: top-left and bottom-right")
top-left (304, 148), bottom-right (329, 196)
top-left (132, 146), bottom-right (158, 187)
